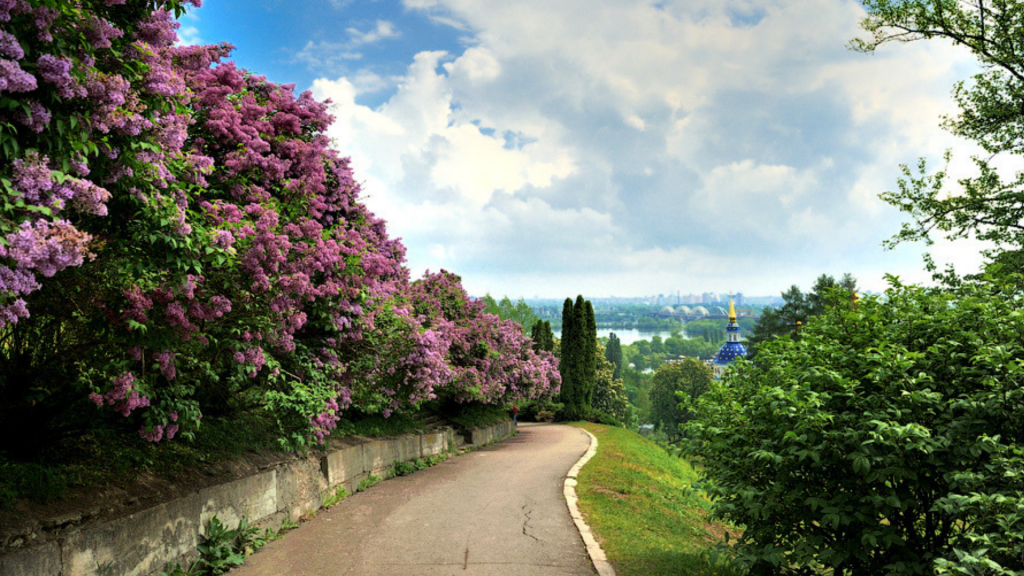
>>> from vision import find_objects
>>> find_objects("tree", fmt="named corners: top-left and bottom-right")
top-left (0, 1), bottom-right (562, 453)
top-left (558, 297), bottom-right (579, 416)
top-left (531, 320), bottom-right (554, 353)
top-left (582, 298), bottom-right (597, 409)
top-left (482, 294), bottom-right (539, 334)
top-left (604, 332), bottom-right (623, 380)
top-left (592, 343), bottom-right (629, 424)
top-left (621, 367), bottom-right (653, 424)
top-left (747, 274), bottom-right (856, 357)
top-left (557, 295), bottom-right (596, 420)
top-left (686, 278), bottom-right (1024, 575)
top-left (650, 334), bottom-right (664, 354)
top-left (854, 0), bottom-right (1024, 271)
top-left (649, 359), bottom-right (711, 441)
top-left (629, 351), bottom-right (647, 372)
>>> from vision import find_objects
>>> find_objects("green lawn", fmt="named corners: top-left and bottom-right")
top-left (571, 423), bottom-right (745, 576)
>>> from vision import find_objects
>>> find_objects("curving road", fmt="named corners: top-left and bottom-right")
top-left (230, 422), bottom-right (598, 576)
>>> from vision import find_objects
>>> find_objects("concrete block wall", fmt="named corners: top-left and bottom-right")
top-left (0, 421), bottom-right (514, 576)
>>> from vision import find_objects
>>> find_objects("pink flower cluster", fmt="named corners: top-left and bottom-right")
top-left (88, 372), bottom-right (150, 417)
top-left (140, 412), bottom-right (179, 443)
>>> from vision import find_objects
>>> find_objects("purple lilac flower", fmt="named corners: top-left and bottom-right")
top-left (16, 100), bottom-right (51, 132)
top-left (0, 298), bottom-right (29, 327)
top-left (83, 15), bottom-right (123, 49)
top-left (10, 151), bottom-right (53, 204)
top-left (1, 219), bottom-right (93, 278)
top-left (37, 54), bottom-right (85, 98)
top-left (91, 373), bottom-right (149, 417)
top-left (0, 0), bottom-right (30, 23)
top-left (31, 6), bottom-right (58, 42)
top-left (153, 350), bottom-right (176, 380)
top-left (0, 29), bottom-right (23, 59)
top-left (0, 58), bottom-right (36, 93)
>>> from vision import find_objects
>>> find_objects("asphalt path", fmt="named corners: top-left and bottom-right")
top-left (230, 422), bottom-right (598, 576)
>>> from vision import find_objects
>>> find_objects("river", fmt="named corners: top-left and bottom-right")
top-left (551, 328), bottom-right (681, 345)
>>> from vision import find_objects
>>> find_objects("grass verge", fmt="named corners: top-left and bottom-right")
top-left (570, 423), bottom-right (745, 576)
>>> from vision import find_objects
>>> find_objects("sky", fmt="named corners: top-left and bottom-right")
top-left (181, 0), bottom-right (989, 299)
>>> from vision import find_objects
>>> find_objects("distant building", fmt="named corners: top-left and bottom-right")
top-left (712, 298), bottom-right (747, 380)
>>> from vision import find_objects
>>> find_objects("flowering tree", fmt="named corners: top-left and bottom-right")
top-left (408, 270), bottom-right (560, 406)
top-left (0, 1), bottom-right (559, 452)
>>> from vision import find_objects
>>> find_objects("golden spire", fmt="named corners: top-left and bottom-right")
top-left (729, 297), bottom-right (736, 323)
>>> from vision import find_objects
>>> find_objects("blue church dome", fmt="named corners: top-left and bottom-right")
top-left (713, 339), bottom-right (747, 364)
top-left (712, 298), bottom-right (747, 378)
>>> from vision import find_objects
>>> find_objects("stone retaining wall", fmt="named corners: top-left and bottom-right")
top-left (0, 421), bottom-right (515, 576)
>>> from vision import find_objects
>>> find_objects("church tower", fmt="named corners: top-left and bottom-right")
top-left (712, 297), bottom-right (747, 380)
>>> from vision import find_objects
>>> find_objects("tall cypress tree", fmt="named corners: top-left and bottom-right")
top-left (531, 320), bottom-right (555, 352)
top-left (531, 320), bottom-right (543, 352)
top-left (542, 321), bottom-right (554, 352)
top-left (583, 299), bottom-right (597, 409)
top-left (559, 298), bottom-right (577, 412)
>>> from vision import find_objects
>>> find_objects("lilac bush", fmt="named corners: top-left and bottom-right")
top-left (0, 0), bottom-right (559, 452)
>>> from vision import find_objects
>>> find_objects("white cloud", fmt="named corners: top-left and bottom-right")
top-left (293, 20), bottom-right (400, 76)
top-left (309, 0), bottom-right (986, 297)
top-left (174, 12), bottom-right (202, 46)
top-left (295, 40), bottom-right (362, 73)
top-left (347, 20), bottom-right (400, 45)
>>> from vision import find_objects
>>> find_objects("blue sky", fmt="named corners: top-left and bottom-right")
top-left (181, 0), bottom-right (985, 299)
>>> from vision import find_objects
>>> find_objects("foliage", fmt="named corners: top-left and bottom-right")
top-left (481, 294), bottom-right (540, 334)
top-left (664, 333), bottom-right (722, 360)
top-left (649, 359), bottom-right (711, 441)
top-left (530, 319), bottom-right (554, 352)
top-left (194, 516), bottom-right (246, 575)
top-left (442, 401), bottom-right (511, 431)
top-left (621, 367), bottom-right (653, 424)
top-left (389, 454), bottom-right (446, 478)
top-left (571, 423), bottom-right (745, 576)
top-left (320, 485), bottom-right (349, 508)
top-left (853, 0), bottom-right (1024, 272)
top-left (558, 297), bottom-right (582, 418)
top-left (356, 475), bottom-right (382, 492)
top-left (583, 299), bottom-right (597, 407)
top-left (746, 273), bottom-right (856, 358)
top-left (593, 341), bottom-right (630, 424)
top-left (686, 277), bottom-right (1024, 576)
top-left (604, 332), bottom-right (623, 379)
top-left (558, 295), bottom-right (605, 420)
top-left (407, 271), bottom-right (561, 408)
top-left (0, 0), bottom-right (560, 460)
top-left (162, 515), bottom-right (281, 576)
top-left (519, 396), bottom-right (562, 422)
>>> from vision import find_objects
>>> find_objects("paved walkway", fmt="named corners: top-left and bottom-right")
top-left (231, 422), bottom-right (598, 576)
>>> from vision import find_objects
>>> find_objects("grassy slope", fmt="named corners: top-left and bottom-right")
top-left (571, 423), bottom-right (744, 576)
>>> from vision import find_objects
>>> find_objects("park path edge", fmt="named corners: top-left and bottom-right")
top-left (563, 427), bottom-right (617, 576)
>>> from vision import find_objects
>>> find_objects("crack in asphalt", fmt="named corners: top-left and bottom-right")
top-left (522, 504), bottom-right (540, 542)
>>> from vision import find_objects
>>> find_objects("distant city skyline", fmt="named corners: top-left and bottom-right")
top-left (185, 1), bottom-right (987, 298)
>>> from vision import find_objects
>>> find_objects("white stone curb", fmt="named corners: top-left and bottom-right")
top-left (564, 428), bottom-right (617, 576)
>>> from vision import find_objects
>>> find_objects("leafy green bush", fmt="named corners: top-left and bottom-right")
top-left (520, 398), bottom-right (562, 422)
top-left (687, 278), bottom-right (1024, 575)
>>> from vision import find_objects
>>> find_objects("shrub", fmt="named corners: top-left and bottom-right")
top-left (687, 277), bottom-right (1024, 575)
